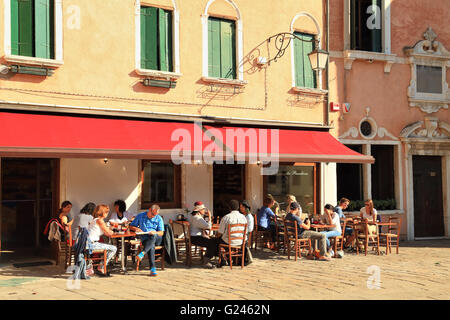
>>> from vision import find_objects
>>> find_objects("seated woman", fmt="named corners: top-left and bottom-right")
top-left (320, 204), bottom-right (342, 257)
top-left (72, 202), bottom-right (95, 240)
top-left (358, 199), bottom-right (378, 237)
top-left (189, 201), bottom-right (217, 269)
top-left (109, 199), bottom-right (134, 226)
top-left (58, 201), bottom-right (73, 244)
top-left (87, 204), bottom-right (117, 275)
top-left (256, 194), bottom-right (277, 249)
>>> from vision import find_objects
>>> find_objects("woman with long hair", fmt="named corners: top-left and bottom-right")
top-left (87, 204), bottom-right (117, 275)
top-left (58, 201), bottom-right (73, 243)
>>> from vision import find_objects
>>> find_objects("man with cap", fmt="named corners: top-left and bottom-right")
top-left (189, 201), bottom-right (217, 269)
top-left (285, 201), bottom-right (330, 261)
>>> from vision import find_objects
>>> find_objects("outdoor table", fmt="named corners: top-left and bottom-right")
top-left (110, 231), bottom-right (137, 273)
top-left (310, 224), bottom-right (334, 231)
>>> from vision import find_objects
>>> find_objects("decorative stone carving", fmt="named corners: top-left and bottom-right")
top-left (400, 117), bottom-right (450, 139)
top-left (404, 27), bottom-right (450, 114)
top-left (339, 109), bottom-right (398, 141)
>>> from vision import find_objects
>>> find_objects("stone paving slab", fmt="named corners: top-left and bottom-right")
top-left (0, 240), bottom-right (449, 300)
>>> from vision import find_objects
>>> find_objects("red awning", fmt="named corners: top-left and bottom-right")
top-left (0, 112), bottom-right (373, 163)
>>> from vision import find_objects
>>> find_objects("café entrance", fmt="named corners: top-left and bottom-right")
top-left (213, 164), bottom-right (245, 219)
top-left (0, 158), bottom-right (58, 259)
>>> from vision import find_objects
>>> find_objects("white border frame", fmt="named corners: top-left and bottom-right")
top-left (135, 0), bottom-right (181, 77)
top-left (289, 12), bottom-right (323, 90)
top-left (201, 0), bottom-right (244, 81)
top-left (3, 0), bottom-right (63, 66)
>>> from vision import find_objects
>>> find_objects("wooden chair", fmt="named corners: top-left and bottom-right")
top-left (284, 219), bottom-right (311, 261)
top-left (171, 220), bottom-right (207, 267)
top-left (274, 216), bottom-right (287, 253)
top-left (87, 249), bottom-right (108, 274)
top-left (55, 227), bottom-right (74, 269)
top-left (252, 214), bottom-right (271, 251)
top-left (380, 216), bottom-right (402, 255)
top-left (169, 219), bottom-right (187, 259)
top-left (135, 243), bottom-right (165, 271)
top-left (330, 219), bottom-right (348, 258)
top-left (218, 223), bottom-right (247, 269)
top-left (356, 221), bottom-right (380, 256)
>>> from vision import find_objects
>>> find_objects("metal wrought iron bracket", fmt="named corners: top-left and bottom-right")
top-left (266, 32), bottom-right (319, 65)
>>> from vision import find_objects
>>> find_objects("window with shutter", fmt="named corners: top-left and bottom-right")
top-left (140, 6), bottom-right (173, 72)
top-left (294, 32), bottom-right (316, 89)
top-left (208, 17), bottom-right (236, 79)
top-left (10, 0), bottom-right (54, 58)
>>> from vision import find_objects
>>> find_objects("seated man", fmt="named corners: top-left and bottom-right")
top-left (189, 201), bottom-right (217, 269)
top-left (285, 202), bottom-right (330, 261)
top-left (216, 200), bottom-right (248, 265)
top-left (334, 197), bottom-right (355, 247)
top-left (129, 204), bottom-right (164, 277)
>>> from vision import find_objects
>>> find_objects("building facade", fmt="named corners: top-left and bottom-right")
top-left (329, 0), bottom-right (450, 240)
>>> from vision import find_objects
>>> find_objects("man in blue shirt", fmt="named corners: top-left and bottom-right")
top-left (285, 202), bottom-right (330, 261)
top-left (129, 204), bottom-right (164, 276)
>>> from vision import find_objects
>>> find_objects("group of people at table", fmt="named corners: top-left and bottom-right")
top-left (54, 193), bottom-right (379, 275)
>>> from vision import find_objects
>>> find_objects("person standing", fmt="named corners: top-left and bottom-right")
top-left (129, 204), bottom-right (164, 277)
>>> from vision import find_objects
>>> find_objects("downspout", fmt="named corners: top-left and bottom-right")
top-left (325, 0), bottom-right (330, 127)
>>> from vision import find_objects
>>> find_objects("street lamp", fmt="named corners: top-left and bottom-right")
top-left (267, 32), bottom-right (329, 72)
top-left (307, 48), bottom-right (329, 72)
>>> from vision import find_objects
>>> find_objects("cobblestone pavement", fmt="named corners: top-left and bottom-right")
top-left (0, 240), bottom-right (449, 300)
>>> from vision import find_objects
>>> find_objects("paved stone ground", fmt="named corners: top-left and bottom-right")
top-left (0, 240), bottom-right (449, 300)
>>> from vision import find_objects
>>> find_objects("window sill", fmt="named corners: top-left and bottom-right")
top-left (5, 55), bottom-right (63, 68)
top-left (292, 87), bottom-right (328, 96)
top-left (343, 50), bottom-right (397, 73)
top-left (201, 76), bottom-right (247, 87)
top-left (136, 68), bottom-right (182, 80)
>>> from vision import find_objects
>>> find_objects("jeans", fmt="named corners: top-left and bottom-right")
top-left (141, 234), bottom-right (163, 270)
top-left (91, 241), bottom-right (117, 266)
top-left (320, 230), bottom-right (342, 249)
top-left (300, 230), bottom-right (327, 256)
top-left (191, 236), bottom-right (219, 258)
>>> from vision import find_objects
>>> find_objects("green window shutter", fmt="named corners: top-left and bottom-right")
top-left (208, 18), bottom-right (221, 78)
top-left (35, 0), bottom-right (54, 59)
top-left (10, 0), bottom-right (19, 55)
top-left (158, 8), bottom-right (172, 72)
top-left (141, 6), bottom-right (158, 70)
top-left (294, 35), bottom-right (303, 87)
top-left (294, 32), bottom-right (316, 89)
top-left (17, 0), bottom-right (33, 57)
top-left (301, 33), bottom-right (316, 89)
top-left (219, 19), bottom-right (235, 79)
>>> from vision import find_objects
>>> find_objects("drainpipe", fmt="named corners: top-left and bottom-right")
top-left (325, 0), bottom-right (330, 127)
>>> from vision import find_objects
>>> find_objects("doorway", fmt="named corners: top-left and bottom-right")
top-left (413, 156), bottom-right (444, 238)
top-left (1, 158), bottom-right (58, 258)
top-left (213, 164), bottom-right (245, 219)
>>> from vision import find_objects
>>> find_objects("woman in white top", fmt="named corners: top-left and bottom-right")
top-left (358, 199), bottom-right (378, 236)
top-left (320, 204), bottom-right (342, 256)
top-left (88, 204), bottom-right (117, 275)
top-left (108, 200), bottom-right (134, 226)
